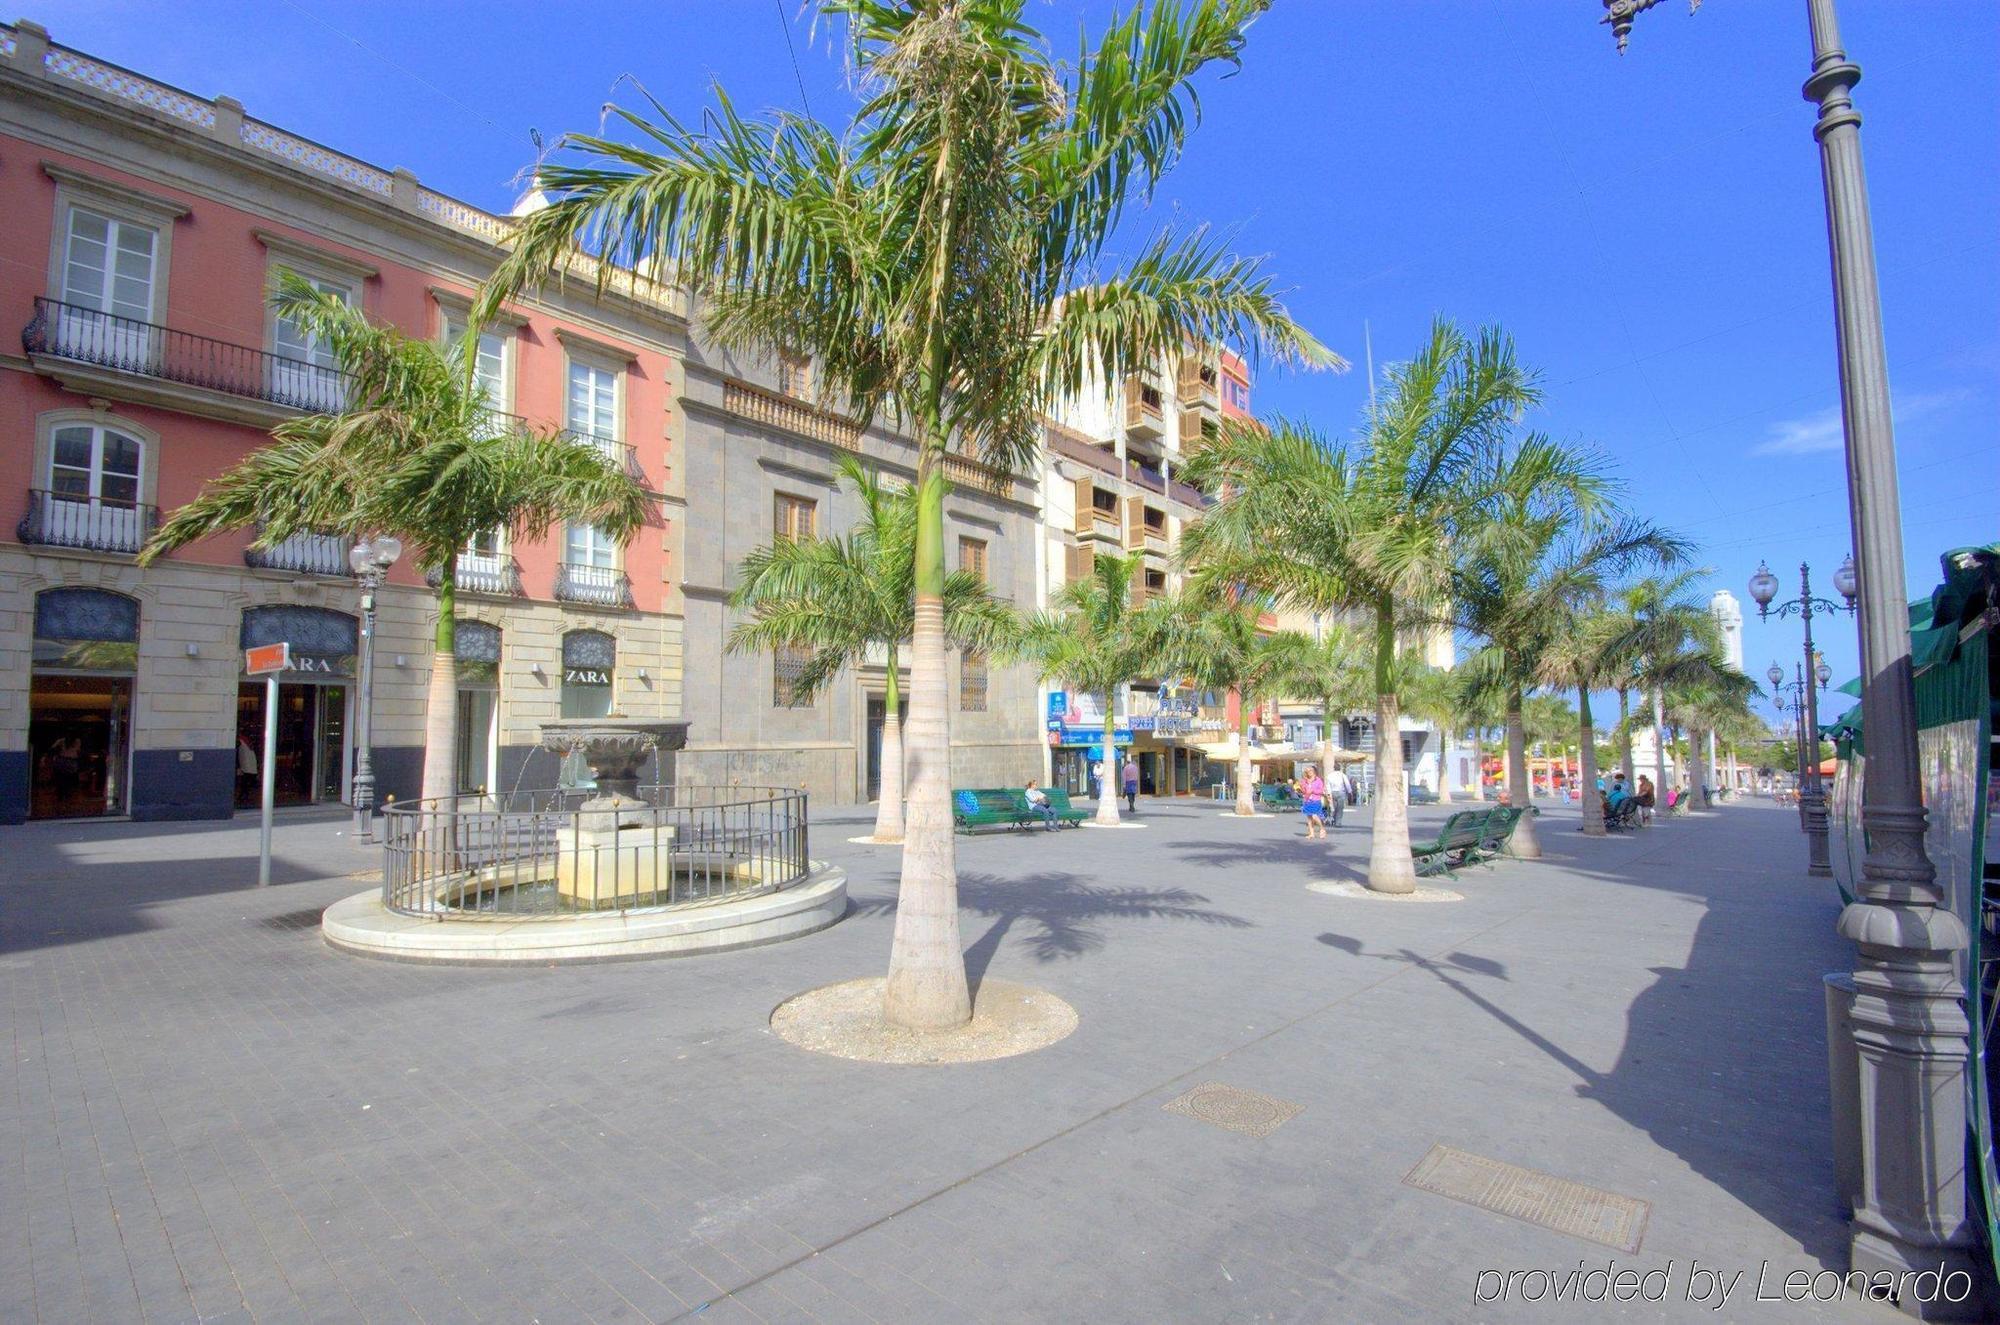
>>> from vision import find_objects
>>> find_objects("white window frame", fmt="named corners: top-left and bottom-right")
top-left (42, 165), bottom-right (185, 326)
top-left (564, 522), bottom-right (621, 570)
top-left (437, 304), bottom-right (516, 416)
top-left (564, 351), bottom-right (623, 444)
top-left (35, 410), bottom-right (159, 506)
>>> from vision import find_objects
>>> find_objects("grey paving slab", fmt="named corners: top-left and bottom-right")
top-left (0, 799), bottom-right (1908, 1322)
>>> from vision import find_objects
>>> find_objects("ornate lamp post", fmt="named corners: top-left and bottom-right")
top-left (1607, 3), bottom-right (1980, 1309)
top-left (348, 535), bottom-right (402, 840)
top-left (1748, 559), bottom-right (1852, 876)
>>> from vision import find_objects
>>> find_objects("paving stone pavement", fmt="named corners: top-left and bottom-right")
top-left (0, 797), bottom-right (1913, 1323)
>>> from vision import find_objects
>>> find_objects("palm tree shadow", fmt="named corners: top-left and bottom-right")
top-left (854, 871), bottom-right (1253, 996)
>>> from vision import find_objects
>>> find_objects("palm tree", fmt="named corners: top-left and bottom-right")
top-left (1399, 659), bottom-right (1477, 804)
top-left (1660, 651), bottom-right (1757, 808)
top-left (1265, 619), bottom-right (1373, 796)
top-left (1019, 553), bottom-right (1172, 826)
top-left (1538, 597), bottom-right (1633, 835)
top-left (480, 0), bottom-right (1332, 1031)
top-left (142, 274), bottom-right (650, 801)
top-left (1606, 571), bottom-right (1719, 800)
top-left (1451, 495), bottom-right (1688, 858)
top-left (1158, 590), bottom-right (1307, 816)
top-left (1182, 321), bottom-right (1560, 893)
top-left (727, 456), bottom-right (1016, 843)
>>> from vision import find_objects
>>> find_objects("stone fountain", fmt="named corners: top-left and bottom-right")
top-left (539, 715), bottom-right (690, 908)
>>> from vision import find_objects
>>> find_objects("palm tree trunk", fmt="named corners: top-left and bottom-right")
top-left (871, 644), bottom-right (904, 843)
top-left (1436, 722), bottom-right (1454, 804)
top-left (1504, 682), bottom-right (1542, 858)
top-left (1234, 691), bottom-right (1255, 816)
top-left (1651, 686), bottom-right (1669, 809)
top-left (1689, 724), bottom-right (1709, 813)
top-left (1320, 695), bottom-right (1336, 791)
top-left (1578, 687), bottom-right (1604, 835)
top-left (1095, 700), bottom-right (1122, 826)
top-left (420, 570), bottom-right (458, 804)
top-left (1616, 687), bottom-right (1634, 785)
top-left (1365, 597), bottom-right (1416, 894)
top-left (884, 462), bottom-right (970, 1031)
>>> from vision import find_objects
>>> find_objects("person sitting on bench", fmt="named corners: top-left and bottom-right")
top-left (1023, 779), bottom-right (1058, 831)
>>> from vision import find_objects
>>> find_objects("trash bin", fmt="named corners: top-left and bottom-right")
top-left (1823, 972), bottom-right (1862, 1216)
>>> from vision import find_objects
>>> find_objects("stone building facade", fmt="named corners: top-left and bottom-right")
top-left (0, 19), bottom-right (1040, 823)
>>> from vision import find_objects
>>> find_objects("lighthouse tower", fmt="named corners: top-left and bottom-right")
top-left (1709, 590), bottom-right (1745, 673)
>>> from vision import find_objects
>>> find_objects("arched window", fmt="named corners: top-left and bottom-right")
top-left (455, 621), bottom-right (501, 795)
top-left (30, 588), bottom-right (140, 819)
top-left (240, 605), bottom-right (357, 677)
top-left (47, 423), bottom-right (142, 507)
top-left (33, 587), bottom-right (140, 671)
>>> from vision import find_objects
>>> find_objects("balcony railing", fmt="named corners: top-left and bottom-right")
top-left (18, 490), bottom-right (157, 554)
top-left (723, 379), bottom-right (864, 452)
top-left (431, 553), bottom-right (524, 597)
top-left (1124, 379), bottom-right (1166, 437)
top-left (1177, 357), bottom-right (1221, 409)
top-left (25, 297), bottom-right (352, 413)
top-left (555, 562), bottom-right (633, 608)
top-left (245, 531), bottom-right (352, 576)
top-left (563, 429), bottom-right (647, 486)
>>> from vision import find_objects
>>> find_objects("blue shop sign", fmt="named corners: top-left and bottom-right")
top-left (1056, 725), bottom-right (1132, 747)
top-left (1046, 690), bottom-right (1067, 719)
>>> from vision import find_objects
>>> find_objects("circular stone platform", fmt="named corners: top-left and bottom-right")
top-left (770, 977), bottom-right (1077, 1064)
top-left (1079, 820), bottom-right (1146, 829)
top-left (1306, 879), bottom-right (1463, 903)
top-left (322, 862), bottom-right (847, 964)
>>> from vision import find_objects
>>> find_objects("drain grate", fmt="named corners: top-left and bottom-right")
top-left (1162, 1082), bottom-right (1302, 1138)
top-left (1403, 1144), bottom-right (1649, 1252)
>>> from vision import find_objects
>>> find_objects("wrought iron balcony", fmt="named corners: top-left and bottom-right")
top-left (24, 297), bottom-right (353, 413)
top-left (555, 561), bottom-right (633, 608)
top-left (245, 530), bottom-right (352, 576)
top-left (429, 553), bottom-right (524, 597)
top-left (564, 429), bottom-right (647, 486)
top-left (18, 489), bottom-right (157, 554)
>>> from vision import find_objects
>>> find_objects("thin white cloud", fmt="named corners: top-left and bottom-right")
top-left (1752, 388), bottom-right (1974, 457)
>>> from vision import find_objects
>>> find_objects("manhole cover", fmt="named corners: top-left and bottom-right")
top-left (1162, 1082), bottom-right (1302, 1138)
top-left (1403, 1144), bottom-right (1649, 1252)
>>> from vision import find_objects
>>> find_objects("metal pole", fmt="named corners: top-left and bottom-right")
top-left (258, 673), bottom-right (278, 887)
top-left (1799, 567), bottom-right (1831, 876)
top-left (1803, 0), bottom-right (1978, 1304)
top-left (352, 574), bottom-right (378, 840)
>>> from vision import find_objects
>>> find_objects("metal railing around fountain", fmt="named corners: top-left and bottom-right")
top-left (378, 785), bottom-right (809, 919)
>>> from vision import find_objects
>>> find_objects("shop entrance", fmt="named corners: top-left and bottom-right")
top-left (29, 674), bottom-right (133, 819)
top-left (235, 682), bottom-right (349, 808)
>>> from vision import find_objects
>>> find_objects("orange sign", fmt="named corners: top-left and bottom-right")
top-left (243, 642), bottom-right (291, 675)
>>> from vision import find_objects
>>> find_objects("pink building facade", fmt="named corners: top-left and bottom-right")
top-left (0, 21), bottom-right (688, 821)
top-left (0, 19), bottom-right (1044, 824)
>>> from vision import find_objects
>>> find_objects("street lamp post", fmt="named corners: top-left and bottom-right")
top-left (1766, 657), bottom-right (1829, 832)
top-left (1748, 559), bottom-right (1851, 876)
top-left (348, 536), bottom-right (402, 840)
top-left (1607, 1), bottom-right (1980, 1309)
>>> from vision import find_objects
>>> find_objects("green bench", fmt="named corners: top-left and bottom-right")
top-left (1040, 787), bottom-right (1090, 827)
top-left (1411, 811), bottom-right (1492, 876)
top-left (1604, 798), bottom-right (1642, 831)
top-left (1409, 806), bottom-right (1532, 876)
top-left (951, 787), bottom-right (1089, 834)
top-left (953, 788), bottom-right (1031, 833)
top-left (1257, 784), bottom-right (1302, 811)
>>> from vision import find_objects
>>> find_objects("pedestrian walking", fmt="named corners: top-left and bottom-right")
top-left (1121, 757), bottom-right (1140, 815)
top-left (1326, 764), bottom-right (1350, 826)
top-left (1299, 767), bottom-right (1328, 840)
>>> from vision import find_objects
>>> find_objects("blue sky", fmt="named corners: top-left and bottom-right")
top-left (38, 1), bottom-right (1999, 721)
